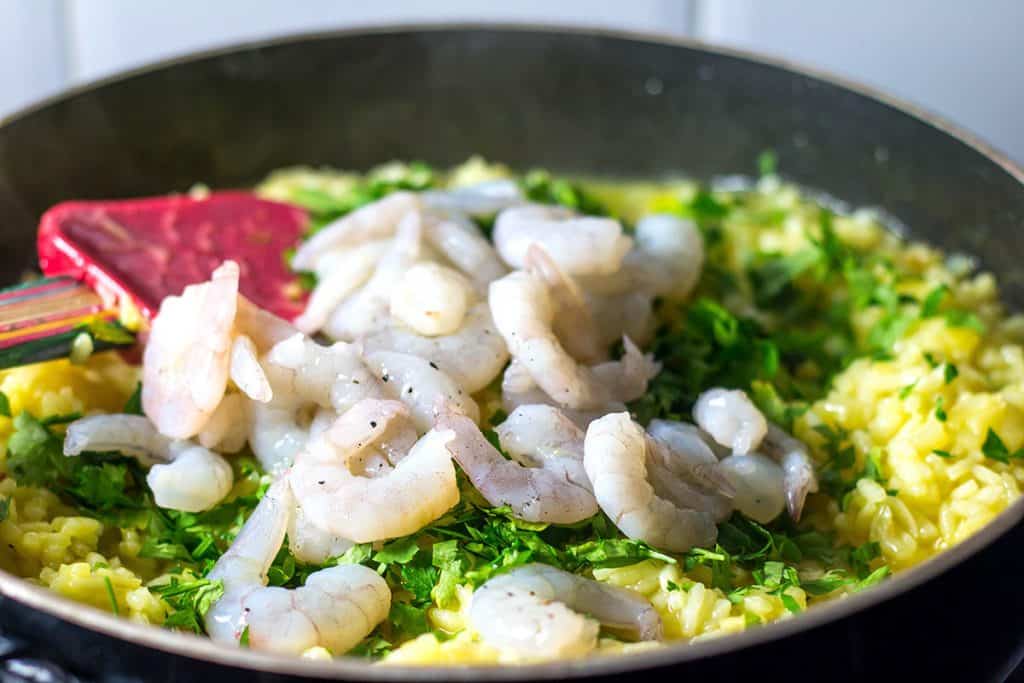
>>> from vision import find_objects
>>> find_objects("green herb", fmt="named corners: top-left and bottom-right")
top-left (522, 170), bottom-right (608, 216)
top-left (0, 497), bottom-right (8, 523)
top-left (981, 428), bottom-right (1024, 463)
top-left (923, 352), bottom-right (940, 368)
top-left (944, 309), bottom-right (985, 333)
top-left (239, 626), bottom-right (250, 648)
top-left (932, 449), bottom-right (953, 459)
top-left (565, 538), bottom-right (676, 569)
top-left (75, 319), bottom-right (135, 347)
top-left (934, 396), bottom-right (947, 422)
top-left (373, 537), bottom-right (420, 566)
top-left (123, 383), bottom-right (143, 415)
top-left (103, 576), bottom-right (119, 615)
top-left (943, 363), bottom-right (959, 384)
top-left (898, 381), bottom-right (918, 400)
top-left (0, 391), bottom-right (10, 418)
top-left (920, 284), bottom-right (948, 317)
top-left (336, 543), bottom-right (374, 566)
top-left (349, 636), bottom-right (392, 659)
top-left (856, 566), bottom-right (891, 590)
top-left (151, 578), bottom-right (225, 634)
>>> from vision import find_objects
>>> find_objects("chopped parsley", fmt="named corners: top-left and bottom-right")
top-left (103, 576), bottom-right (119, 616)
top-left (943, 363), bottom-right (959, 384)
top-left (981, 428), bottom-right (1024, 463)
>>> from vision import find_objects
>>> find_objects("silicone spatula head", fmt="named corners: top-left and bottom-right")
top-left (37, 191), bottom-right (309, 321)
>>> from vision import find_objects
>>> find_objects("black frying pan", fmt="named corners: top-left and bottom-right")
top-left (0, 25), bottom-right (1022, 683)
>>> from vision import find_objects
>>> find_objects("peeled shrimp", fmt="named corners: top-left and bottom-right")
top-left (361, 302), bottom-right (509, 394)
top-left (388, 262), bottom-right (474, 336)
top-left (489, 262), bottom-right (659, 411)
top-left (235, 295), bottom-right (301, 351)
top-left (584, 413), bottom-right (717, 552)
top-left (421, 179), bottom-right (524, 217)
top-left (421, 212), bottom-right (508, 290)
top-left (142, 261), bottom-right (239, 439)
top-left (436, 405), bottom-right (597, 524)
top-left (205, 480), bottom-right (390, 655)
top-left (627, 214), bottom-right (704, 299)
top-left (64, 415), bottom-right (233, 512)
top-left (586, 290), bottom-right (657, 349)
top-left (323, 210), bottom-right (423, 340)
top-left (499, 359), bottom-right (620, 429)
top-left (693, 387), bottom-right (768, 455)
top-left (469, 563), bottom-right (661, 660)
top-left (717, 454), bottom-right (786, 523)
top-left (287, 501), bottom-right (354, 565)
top-left (288, 399), bottom-right (459, 542)
top-left (363, 350), bottom-right (479, 431)
top-left (293, 241), bottom-right (388, 334)
top-left (493, 205), bottom-right (633, 276)
top-left (645, 420), bottom-right (735, 523)
top-left (290, 191), bottom-right (420, 272)
top-left (761, 423), bottom-right (819, 521)
top-left (198, 393), bottom-right (250, 453)
top-left (525, 246), bottom-right (606, 364)
top-left (249, 334), bottom-right (383, 474)
top-left (229, 335), bottom-right (271, 403)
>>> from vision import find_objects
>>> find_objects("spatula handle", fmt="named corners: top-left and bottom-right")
top-left (0, 275), bottom-right (136, 369)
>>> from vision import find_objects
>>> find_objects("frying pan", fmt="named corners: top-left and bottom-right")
top-left (0, 25), bottom-right (1023, 683)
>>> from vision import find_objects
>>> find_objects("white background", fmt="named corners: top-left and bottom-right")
top-left (1, 0), bottom-right (1021, 162)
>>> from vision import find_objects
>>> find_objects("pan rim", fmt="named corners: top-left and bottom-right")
top-left (1, 22), bottom-right (1023, 680)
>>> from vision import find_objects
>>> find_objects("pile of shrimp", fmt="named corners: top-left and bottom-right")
top-left (61, 183), bottom-right (818, 661)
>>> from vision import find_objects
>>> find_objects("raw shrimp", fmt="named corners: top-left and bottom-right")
top-left (627, 214), bottom-right (704, 299)
top-left (363, 350), bottom-right (479, 431)
top-left (249, 334), bottom-right (384, 474)
top-left (436, 405), bottom-right (597, 524)
top-left (421, 212), bottom-right (508, 290)
top-left (586, 290), bottom-right (656, 349)
top-left (290, 191), bottom-right (420, 271)
top-left (717, 454), bottom-right (786, 523)
top-left (525, 245), bottom-right (606, 364)
top-left (492, 205), bottom-right (633, 276)
top-left (693, 387), bottom-right (768, 455)
top-left (469, 563), bottom-right (661, 660)
top-left (205, 480), bottom-right (390, 655)
top-left (584, 413), bottom-right (718, 552)
top-left (293, 241), bottom-right (387, 334)
top-left (388, 262), bottom-right (475, 336)
top-left (323, 211), bottom-right (423, 340)
top-left (421, 179), bottom-right (525, 217)
top-left (489, 264), bottom-right (659, 411)
top-left (645, 420), bottom-right (735, 523)
top-left (198, 393), bottom-right (249, 453)
top-left (646, 420), bottom-right (735, 495)
top-left (499, 359), bottom-right (620, 429)
top-left (761, 423), bottom-right (819, 521)
top-left (235, 295), bottom-right (302, 351)
top-left (360, 302), bottom-right (509, 393)
top-left (287, 501), bottom-right (354, 565)
top-left (229, 335), bottom-right (271, 403)
top-left (64, 415), bottom-right (233, 512)
top-left (142, 260), bottom-right (239, 439)
top-left (289, 399), bottom-right (459, 542)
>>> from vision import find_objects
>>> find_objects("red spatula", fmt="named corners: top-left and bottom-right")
top-left (0, 191), bottom-right (309, 369)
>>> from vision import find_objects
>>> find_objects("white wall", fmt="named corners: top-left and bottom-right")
top-left (0, 0), bottom-right (1021, 163)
